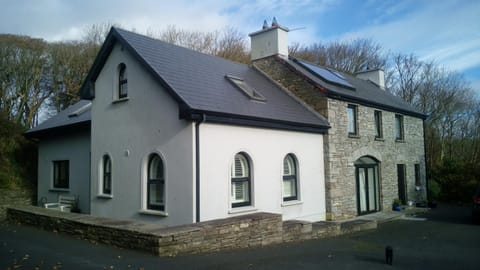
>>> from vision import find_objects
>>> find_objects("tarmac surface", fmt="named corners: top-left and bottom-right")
top-left (1, 203), bottom-right (479, 270)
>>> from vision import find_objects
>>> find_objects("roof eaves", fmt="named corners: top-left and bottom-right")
top-left (24, 120), bottom-right (91, 139)
top-left (183, 109), bottom-right (329, 134)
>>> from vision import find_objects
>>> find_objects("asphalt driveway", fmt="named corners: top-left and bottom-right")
top-left (1, 203), bottom-right (479, 270)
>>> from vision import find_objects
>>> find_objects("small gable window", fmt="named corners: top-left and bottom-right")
top-left (118, 63), bottom-right (128, 99)
top-left (231, 153), bottom-right (252, 208)
top-left (283, 154), bottom-right (298, 201)
top-left (147, 153), bottom-right (165, 211)
top-left (102, 155), bottom-right (112, 195)
top-left (226, 75), bottom-right (266, 102)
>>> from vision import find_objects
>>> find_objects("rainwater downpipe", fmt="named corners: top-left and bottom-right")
top-left (195, 114), bottom-right (205, 223)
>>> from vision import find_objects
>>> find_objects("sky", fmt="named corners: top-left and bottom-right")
top-left (1, 0), bottom-right (479, 93)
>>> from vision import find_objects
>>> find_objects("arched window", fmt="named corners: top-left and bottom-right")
top-left (283, 154), bottom-right (298, 201)
top-left (102, 155), bottom-right (112, 195)
top-left (118, 63), bottom-right (128, 98)
top-left (231, 153), bottom-right (251, 208)
top-left (147, 154), bottom-right (165, 211)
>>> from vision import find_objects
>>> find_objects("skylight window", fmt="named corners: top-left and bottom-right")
top-left (225, 75), bottom-right (266, 102)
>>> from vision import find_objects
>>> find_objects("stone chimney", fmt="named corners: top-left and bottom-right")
top-left (249, 17), bottom-right (289, 61)
top-left (355, 69), bottom-right (385, 90)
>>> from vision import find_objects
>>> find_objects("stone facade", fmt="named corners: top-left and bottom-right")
top-left (253, 57), bottom-right (426, 220)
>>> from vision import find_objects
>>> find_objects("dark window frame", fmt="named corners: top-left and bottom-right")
top-left (414, 164), bottom-right (421, 186)
top-left (374, 110), bottom-right (383, 139)
top-left (118, 63), bottom-right (128, 99)
top-left (231, 153), bottom-right (252, 208)
top-left (395, 114), bottom-right (404, 141)
top-left (283, 154), bottom-right (298, 201)
top-left (147, 154), bottom-right (165, 211)
top-left (347, 104), bottom-right (358, 136)
top-left (102, 155), bottom-right (112, 195)
top-left (53, 160), bottom-right (69, 189)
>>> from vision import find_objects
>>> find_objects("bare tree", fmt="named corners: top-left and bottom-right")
top-left (0, 34), bottom-right (52, 128)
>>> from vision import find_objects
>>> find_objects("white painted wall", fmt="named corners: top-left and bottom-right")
top-left (37, 131), bottom-right (91, 213)
top-left (90, 43), bottom-right (195, 226)
top-left (199, 123), bottom-right (325, 222)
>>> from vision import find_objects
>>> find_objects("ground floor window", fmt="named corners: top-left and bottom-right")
top-left (147, 153), bottom-right (165, 211)
top-left (53, 160), bottom-right (69, 189)
top-left (231, 153), bottom-right (251, 208)
top-left (102, 155), bottom-right (112, 195)
top-left (283, 154), bottom-right (298, 201)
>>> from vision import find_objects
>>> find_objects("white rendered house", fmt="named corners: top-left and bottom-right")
top-left (27, 27), bottom-right (329, 226)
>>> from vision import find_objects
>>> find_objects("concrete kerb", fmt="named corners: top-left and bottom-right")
top-left (5, 206), bottom-right (421, 257)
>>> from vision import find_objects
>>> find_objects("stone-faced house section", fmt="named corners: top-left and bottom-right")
top-left (250, 21), bottom-right (427, 220)
top-left (28, 27), bottom-right (330, 226)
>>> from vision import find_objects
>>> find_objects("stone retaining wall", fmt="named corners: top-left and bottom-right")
top-left (0, 189), bottom-right (33, 220)
top-left (6, 206), bottom-right (376, 257)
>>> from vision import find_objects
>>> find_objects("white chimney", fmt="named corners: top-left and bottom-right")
top-left (249, 18), bottom-right (289, 61)
top-left (356, 69), bottom-right (385, 90)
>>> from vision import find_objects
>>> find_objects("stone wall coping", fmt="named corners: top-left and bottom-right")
top-left (6, 205), bottom-right (381, 257)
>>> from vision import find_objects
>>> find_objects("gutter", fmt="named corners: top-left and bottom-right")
top-left (195, 114), bottom-right (206, 223)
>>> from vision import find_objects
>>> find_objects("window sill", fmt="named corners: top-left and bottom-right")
top-left (49, 188), bottom-right (70, 193)
top-left (348, 134), bottom-right (360, 139)
top-left (139, 209), bottom-right (168, 217)
top-left (228, 206), bottom-right (257, 214)
top-left (97, 194), bottom-right (113, 199)
top-left (112, 97), bottom-right (129, 104)
top-left (374, 137), bottom-right (384, 141)
top-left (281, 200), bottom-right (303, 207)
top-left (395, 139), bottom-right (405, 143)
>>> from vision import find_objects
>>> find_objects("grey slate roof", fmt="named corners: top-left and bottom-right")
top-left (25, 100), bottom-right (91, 138)
top-left (80, 28), bottom-right (330, 133)
top-left (284, 56), bottom-right (426, 118)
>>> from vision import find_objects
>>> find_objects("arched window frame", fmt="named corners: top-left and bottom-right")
top-left (283, 154), bottom-right (298, 201)
top-left (231, 152), bottom-right (252, 208)
top-left (147, 153), bottom-right (165, 211)
top-left (118, 63), bottom-right (128, 99)
top-left (102, 154), bottom-right (112, 195)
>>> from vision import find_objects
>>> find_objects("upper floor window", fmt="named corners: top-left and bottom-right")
top-left (53, 160), bottom-right (69, 189)
top-left (347, 104), bottom-right (358, 136)
top-left (283, 154), bottom-right (298, 201)
top-left (102, 155), bottom-right (112, 195)
top-left (374, 110), bottom-right (383, 139)
top-left (231, 153), bottom-right (252, 208)
top-left (118, 63), bottom-right (128, 99)
top-left (395, 114), bottom-right (404, 141)
top-left (147, 153), bottom-right (165, 211)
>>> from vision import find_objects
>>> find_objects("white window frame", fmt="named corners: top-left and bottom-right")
top-left (230, 152), bottom-right (253, 208)
top-left (283, 154), bottom-right (299, 202)
top-left (139, 152), bottom-right (168, 216)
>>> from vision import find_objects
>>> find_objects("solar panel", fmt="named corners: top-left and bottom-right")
top-left (296, 60), bottom-right (355, 90)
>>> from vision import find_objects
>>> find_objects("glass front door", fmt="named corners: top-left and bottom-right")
top-left (355, 157), bottom-right (380, 215)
